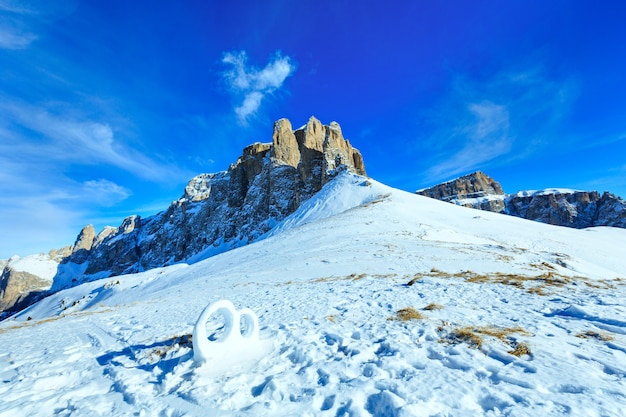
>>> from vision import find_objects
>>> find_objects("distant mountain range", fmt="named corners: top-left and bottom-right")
top-left (2, 119), bottom-right (625, 318)
top-left (417, 171), bottom-right (626, 229)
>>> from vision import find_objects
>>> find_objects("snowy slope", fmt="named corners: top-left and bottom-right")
top-left (1, 173), bottom-right (625, 416)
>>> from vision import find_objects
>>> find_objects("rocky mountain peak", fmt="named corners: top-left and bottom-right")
top-left (72, 225), bottom-right (96, 253)
top-left (69, 224), bottom-right (96, 264)
top-left (417, 171), bottom-right (504, 201)
top-left (0, 117), bottom-right (368, 318)
top-left (80, 116), bottom-right (365, 274)
top-left (273, 116), bottom-right (366, 186)
top-left (417, 171), bottom-right (506, 212)
top-left (272, 118), bottom-right (299, 167)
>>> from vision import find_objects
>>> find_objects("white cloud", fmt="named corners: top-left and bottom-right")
top-left (0, 26), bottom-right (36, 49)
top-left (222, 51), bottom-right (295, 123)
top-left (82, 179), bottom-right (132, 206)
top-left (421, 65), bottom-right (577, 182)
top-left (0, 0), bottom-right (37, 13)
top-left (466, 102), bottom-right (510, 141)
top-left (0, 99), bottom-right (180, 181)
top-left (426, 101), bottom-right (512, 180)
top-left (255, 57), bottom-right (294, 90)
top-left (0, 98), bottom-right (192, 258)
top-left (235, 91), bottom-right (264, 121)
top-left (0, 195), bottom-right (83, 257)
top-left (0, 0), bottom-right (40, 49)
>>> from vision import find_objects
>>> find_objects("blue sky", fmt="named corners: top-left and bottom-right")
top-left (1, 0), bottom-right (625, 258)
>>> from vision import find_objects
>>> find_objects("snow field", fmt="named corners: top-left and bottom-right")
top-left (1, 173), bottom-right (625, 416)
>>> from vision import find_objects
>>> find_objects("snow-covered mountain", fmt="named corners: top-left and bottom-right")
top-left (417, 171), bottom-right (626, 229)
top-left (1, 116), bottom-right (366, 317)
top-left (1, 171), bottom-right (625, 416)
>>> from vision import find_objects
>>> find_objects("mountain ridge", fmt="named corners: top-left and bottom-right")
top-left (1, 116), bottom-right (366, 317)
top-left (417, 171), bottom-right (626, 229)
top-left (4, 127), bottom-right (626, 319)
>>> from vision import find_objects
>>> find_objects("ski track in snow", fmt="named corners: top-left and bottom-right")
top-left (1, 173), bottom-right (626, 416)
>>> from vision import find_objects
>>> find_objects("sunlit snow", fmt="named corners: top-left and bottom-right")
top-left (1, 173), bottom-right (625, 416)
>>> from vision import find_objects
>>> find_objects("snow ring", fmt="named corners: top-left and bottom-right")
top-left (192, 300), bottom-right (260, 365)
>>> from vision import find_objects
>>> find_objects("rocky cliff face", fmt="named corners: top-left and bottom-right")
top-left (73, 116), bottom-right (366, 277)
top-left (0, 254), bottom-right (59, 314)
top-left (0, 268), bottom-right (50, 313)
top-left (417, 172), bottom-right (626, 229)
top-left (506, 190), bottom-right (626, 229)
top-left (1, 116), bottom-right (366, 317)
top-left (417, 171), bottom-right (506, 212)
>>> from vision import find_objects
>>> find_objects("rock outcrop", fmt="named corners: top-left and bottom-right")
top-left (418, 171), bottom-right (626, 229)
top-left (1, 116), bottom-right (366, 317)
top-left (417, 171), bottom-right (506, 212)
top-left (505, 190), bottom-right (626, 229)
top-left (71, 116), bottom-right (366, 277)
top-left (0, 255), bottom-right (57, 314)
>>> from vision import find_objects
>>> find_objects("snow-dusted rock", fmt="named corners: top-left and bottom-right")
top-left (0, 254), bottom-right (56, 313)
top-left (70, 225), bottom-right (96, 264)
top-left (506, 189), bottom-right (626, 228)
top-left (418, 171), bottom-right (626, 229)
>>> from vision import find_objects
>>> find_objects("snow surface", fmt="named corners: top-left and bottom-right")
top-left (1, 173), bottom-right (626, 416)
top-left (6, 254), bottom-right (58, 281)
top-left (513, 188), bottom-right (583, 197)
top-left (452, 194), bottom-right (506, 206)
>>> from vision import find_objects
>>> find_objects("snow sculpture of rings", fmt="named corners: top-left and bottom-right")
top-left (192, 299), bottom-right (260, 365)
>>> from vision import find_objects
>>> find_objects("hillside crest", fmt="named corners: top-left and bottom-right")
top-left (0, 116), bottom-right (366, 316)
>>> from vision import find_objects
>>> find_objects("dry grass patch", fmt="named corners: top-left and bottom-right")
top-left (442, 325), bottom-right (530, 352)
top-left (389, 307), bottom-right (425, 322)
top-left (406, 267), bottom-right (615, 296)
top-left (406, 274), bottom-right (422, 286)
top-left (348, 273), bottom-right (367, 281)
top-left (449, 327), bottom-right (484, 348)
top-left (313, 272), bottom-right (396, 284)
top-left (576, 330), bottom-right (614, 342)
top-left (526, 286), bottom-right (547, 296)
top-left (475, 325), bottom-right (530, 341)
top-left (435, 269), bottom-right (581, 295)
top-left (423, 303), bottom-right (444, 311)
top-left (583, 279), bottom-right (619, 290)
top-left (508, 342), bottom-right (532, 357)
top-left (0, 306), bottom-right (116, 334)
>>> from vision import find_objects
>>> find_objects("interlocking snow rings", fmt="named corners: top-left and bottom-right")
top-left (192, 299), bottom-right (260, 365)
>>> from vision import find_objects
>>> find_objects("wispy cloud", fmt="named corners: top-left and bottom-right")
top-left (0, 1), bottom-right (76, 50)
top-left (0, 163), bottom-right (132, 256)
top-left (0, 99), bottom-right (182, 181)
top-left (0, 96), bottom-right (193, 257)
top-left (0, 26), bottom-right (36, 49)
top-left (82, 179), bottom-right (132, 206)
top-left (426, 101), bottom-right (511, 179)
top-left (422, 65), bottom-right (577, 182)
top-left (221, 51), bottom-right (295, 123)
top-left (0, 1), bottom-right (35, 49)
